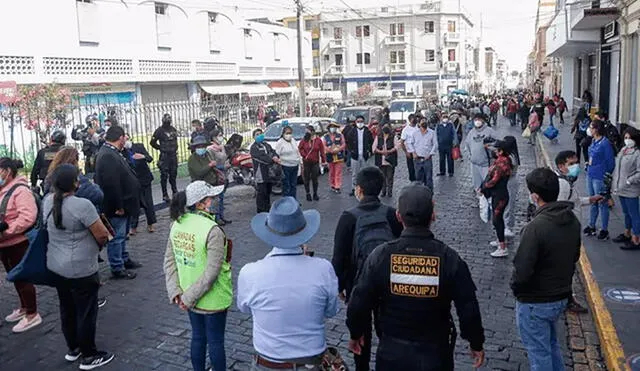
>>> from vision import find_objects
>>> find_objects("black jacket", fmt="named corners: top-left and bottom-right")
top-left (332, 196), bottom-right (403, 297)
top-left (131, 143), bottom-right (154, 187)
top-left (250, 141), bottom-right (278, 184)
top-left (31, 143), bottom-right (64, 186)
top-left (511, 201), bottom-right (581, 303)
top-left (94, 144), bottom-right (141, 217)
top-left (374, 134), bottom-right (398, 167)
top-left (150, 125), bottom-right (179, 153)
top-left (346, 227), bottom-right (485, 354)
top-left (346, 127), bottom-right (374, 161)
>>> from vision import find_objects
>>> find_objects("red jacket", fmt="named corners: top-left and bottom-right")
top-left (507, 101), bottom-right (519, 114)
top-left (489, 101), bottom-right (500, 113)
top-left (298, 137), bottom-right (325, 164)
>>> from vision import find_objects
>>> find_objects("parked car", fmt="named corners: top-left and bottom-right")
top-left (332, 106), bottom-right (384, 127)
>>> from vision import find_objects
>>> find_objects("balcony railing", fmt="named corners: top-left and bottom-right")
top-left (385, 35), bottom-right (407, 45)
top-left (445, 32), bottom-right (460, 43)
top-left (325, 65), bottom-right (344, 74)
top-left (445, 61), bottom-right (458, 73)
top-left (328, 39), bottom-right (346, 49)
top-left (387, 63), bottom-right (406, 72)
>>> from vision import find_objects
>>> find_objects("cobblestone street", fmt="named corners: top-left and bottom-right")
top-left (0, 118), bottom-right (599, 370)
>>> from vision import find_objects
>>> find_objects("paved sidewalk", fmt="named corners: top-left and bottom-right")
top-left (0, 116), bottom-right (603, 370)
top-left (536, 119), bottom-right (640, 370)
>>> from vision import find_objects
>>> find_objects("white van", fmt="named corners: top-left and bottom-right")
top-left (389, 98), bottom-right (427, 129)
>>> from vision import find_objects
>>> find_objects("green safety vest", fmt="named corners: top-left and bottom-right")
top-left (169, 212), bottom-right (232, 311)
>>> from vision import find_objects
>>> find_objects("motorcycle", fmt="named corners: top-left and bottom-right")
top-left (225, 134), bottom-right (254, 186)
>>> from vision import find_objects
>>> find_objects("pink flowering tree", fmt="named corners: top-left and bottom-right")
top-left (351, 84), bottom-right (375, 103)
top-left (15, 84), bottom-right (71, 146)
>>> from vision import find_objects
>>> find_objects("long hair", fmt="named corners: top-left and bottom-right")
top-left (47, 146), bottom-right (79, 178)
top-left (51, 164), bottom-right (79, 230)
top-left (169, 191), bottom-right (188, 222)
top-left (502, 136), bottom-right (521, 166)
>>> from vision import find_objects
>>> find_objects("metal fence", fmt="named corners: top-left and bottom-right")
top-left (0, 98), bottom-right (296, 172)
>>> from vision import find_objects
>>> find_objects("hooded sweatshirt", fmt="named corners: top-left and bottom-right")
top-left (0, 176), bottom-right (38, 248)
top-left (510, 201), bottom-right (581, 303)
top-left (464, 125), bottom-right (496, 166)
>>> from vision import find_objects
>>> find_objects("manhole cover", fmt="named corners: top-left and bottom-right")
top-left (627, 354), bottom-right (640, 371)
top-left (604, 288), bottom-right (640, 304)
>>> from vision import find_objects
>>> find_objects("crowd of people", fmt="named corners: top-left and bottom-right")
top-left (0, 88), bottom-right (636, 371)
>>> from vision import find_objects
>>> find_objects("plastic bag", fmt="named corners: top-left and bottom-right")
top-left (522, 127), bottom-right (531, 138)
top-left (543, 125), bottom-right (559, 140)
top-left (479, 195), bottom-right (490, 223)
top-left (452, 146), bottom-right (461, 160)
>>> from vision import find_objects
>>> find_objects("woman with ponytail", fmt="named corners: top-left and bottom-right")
top-left (0, 157), bottom-right (41, 333)
top-left (43, 164), bottom-right (114, 369)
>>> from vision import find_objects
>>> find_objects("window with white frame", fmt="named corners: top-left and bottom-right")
top-left (244, 29), bottom-right (253, 60)
top-left (448, 49), bottom-right (456, 61)
top-left (447, 20), bottom-right (456, 32)
top-left (76, 0), bottom-right (99, 44)
top-left (334, 27), bottom-right (343, 39)
top-left (390, 51), bottom-right (405, 67)
top-left (335, 54), bottom-right (343, 65)
top-left (424, 21), bottom-right (435, 33)
top-left (356, 25), bottom-right (370, 38)
top-left (356, 53), bottom-right (371, 65)
top-left (155, 2), bottom-right (170, 49)
top-left (425, 49), bottom-right (435, 62)
top-left (389, 23), bottom-right (404, 42)
top-left (273, 33), bottom-right (281, 61)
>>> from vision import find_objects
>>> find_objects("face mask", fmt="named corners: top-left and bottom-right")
top-left (0, 176), bottom-right (5, 187)
top-left (304, 133), bottom-right (312, 141)
top-left (625, 139), bottom-right (635, 148)
top-left (255, 134), bottom-right (265, 143)
top-left (356, 122), bottom-right (365, 129)
top-left (529, 193), bottom-right (537, 207)
top-left (586, 128), bottom-right (593, 137)
top-left (124, 140), bottom-right (132, 150)
top-left (217, 136), bottom-right (224, 143)
top-left (195, 148), bottom-right (207, 156)
top-left (207, 197), bottom-right (219, 215)
top-left (283, 134), bottom-right (292, 141)
top-left (474, 121), bottom-right (483, 128)
top-left (330, 127), bottom-right (337, 133)
top-left (442, 118), bottom-right (449, 123)
top-left (567, 163), bottom-right (581, 178)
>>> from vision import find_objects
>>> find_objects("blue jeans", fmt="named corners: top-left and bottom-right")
top-left (216, 165), bottom-right (226, 219)
top-left (516, 299), bottom-right (568, 371)
top-left (282, 165), bottom-right (299, 199)
top-left (414, 157), bottom-right (433, 192)
top-left (549, 114), bottom-right (554, 126)
top-left (107, 216), bottom-right (129, 272)
top-left (188, 310), bottom-right (227, 371)
top-left (587, 177), bottom-right (609, 230)
top-left (619, 196), bottom-right (640, 235)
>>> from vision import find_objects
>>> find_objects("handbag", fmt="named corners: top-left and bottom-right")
top-left (478, 195), bottom-right (490, 223)
top-left (267, 163), bottom-right (283, 182)
top-left (320, 346), bottom-right (348, 371)
top-left (452, 146), bottom-right (461, 160)
top-left (6, 211), bottom-right (57, 287)
top-left (521, 127), bottom-right (532, 138)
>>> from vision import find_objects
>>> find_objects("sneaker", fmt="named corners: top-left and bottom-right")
top-left (124, 259), bottom-right (142, 270)
top-left (79, 351), bottom-right (115, 370)
top-left (12, 313), bottom-right (42, 333)
top-left (504, 228), bottom-right (515, 238)
top-left (489, 240), bottom-right (500, 247)
top-left (436, 173), bottom-right (445, 176)
top-left (4, 309), bottom-right (25, 323)
top-left (313, 194), bottom-right (320, 201)
top-left (111, 270), bottom-right (137, 280)
top-left (306, 194), bottom-right (312, 201)
top-left (162, 195), bottom-right (170, 203)
top-left (612, 233), bottom-right (632, 243)
top-left (349, 190), bottom-right (355, 197)
top-left (490, 248), bottom-right (509, 258)
top-left (583, 226), bottom-right (596, 236)
top-left (65, 349), bottom-right (82, 362)
top-left (98, 298), bottom-right (107, 308)
top-left (620, 242), bottom-right (640, 250)
top-left (597, 230), bottom-right (610, 240)
top-left (147, 224), bottom-right (155, 233)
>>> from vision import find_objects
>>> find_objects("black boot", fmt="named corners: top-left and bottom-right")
top-left (306, 194), bottom-right (312, 201)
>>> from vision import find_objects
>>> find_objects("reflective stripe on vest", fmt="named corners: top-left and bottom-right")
top-left (169, 212), bottom-right (232, 311)
top-left (324, 134), bottom-right (344, 163)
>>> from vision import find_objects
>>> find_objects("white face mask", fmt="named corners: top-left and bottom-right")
top-left (625, 138), bottom-right (635, 148)
top-left (442, 118), bottom-right (449, 123)
top-left (586, 128), bottom-right (593, 137)
top-left (474, 121), bottom-right (483, 128)
top-left (283, 134), bottom-right (292, 141)
top-left (330, 127), bottom-right (337, 133)
top-left (356, 122), bottom-right (365, 129)
top-left (217, 136), bottom-right (224, 143)
top-left (124, 140), bottom-right (132, 149)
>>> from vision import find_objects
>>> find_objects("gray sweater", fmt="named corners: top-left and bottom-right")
top-left (464, 126), bottom-right (496, 166)
top-left (612, 147), bottom-right (640, 198)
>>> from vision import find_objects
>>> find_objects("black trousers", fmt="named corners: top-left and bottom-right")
top-left (376, 335), bottom-right (455, 371)
top-left (159, 152), bottom-right (178, 197)
top-left (406, 155), bottom-right (416, 182)
top-left (492, 195), bottom-right (509, 243)
top-left (256, 182), bottom-right (273, 213)
top-left (56, 272), bottom-right (100, 357)
top-left (380, 165), bottom-right (395, 195)
top-left (131, 184), bottom-right (157, 228)
top-left (303, 161), bottom-right (319, 196)
top-left (438, 149), bottom-right (454, 175)
top-left (354, 315), bottom-right (373, 371)
top-left (575, 139), bottom-right (589, 164)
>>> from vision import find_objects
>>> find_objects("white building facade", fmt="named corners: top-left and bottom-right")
top-left (0, 0), bottom-right (312, 104)
top-left (317, 1), bottom-right (474, 97)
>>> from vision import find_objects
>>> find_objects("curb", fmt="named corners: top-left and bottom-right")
top-left (536, 138), bottom-right (629, 371)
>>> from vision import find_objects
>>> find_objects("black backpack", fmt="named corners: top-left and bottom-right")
top-left (350, 205), bottom-right (396, 278)
top-left (0, 183), bottom-right (43, 231)
top-left (604, 122), bottom-right (622, 153)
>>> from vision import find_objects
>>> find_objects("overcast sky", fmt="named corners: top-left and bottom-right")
top-left (231, 0), bottom-right (539, 71)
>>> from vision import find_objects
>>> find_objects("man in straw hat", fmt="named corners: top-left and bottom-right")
top-left (238, 197), bottom-right (339, 370)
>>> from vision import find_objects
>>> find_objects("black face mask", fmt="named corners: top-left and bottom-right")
top-left (382, 128), bottom-right (391, 134)
top-left (420, 123), bottom-right (428, 129)
top-left (304, 133), bottom-right (311, 141)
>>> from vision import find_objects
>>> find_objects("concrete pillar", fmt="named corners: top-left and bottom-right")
top-left (561, 58), bottom-right (574, 111)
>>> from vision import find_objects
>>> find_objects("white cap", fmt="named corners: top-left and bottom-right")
top-left (185, 181), bottom-right (224, 207)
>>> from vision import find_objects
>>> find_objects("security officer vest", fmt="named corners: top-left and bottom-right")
top-left (38, 144), bottom-right (63, 180)
top-left (169, 212), bottom-right (232, 311)
top-left (323, 133), bottom-right (344, 163)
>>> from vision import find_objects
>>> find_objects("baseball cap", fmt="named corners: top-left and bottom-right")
top-left (397, 184), bottom-right (434, 226)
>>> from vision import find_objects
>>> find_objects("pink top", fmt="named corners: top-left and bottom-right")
top-left (0, 175), bottom-right (38, 248)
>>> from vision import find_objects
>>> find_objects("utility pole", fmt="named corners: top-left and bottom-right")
top-left (296, 0), bottom-right (306, 117)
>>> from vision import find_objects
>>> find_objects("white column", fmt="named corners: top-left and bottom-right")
top-left (561, 57), bottom-right (574, 111)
